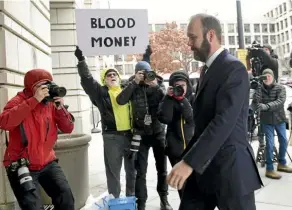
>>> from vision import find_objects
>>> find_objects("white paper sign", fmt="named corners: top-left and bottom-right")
top-left (75, 9), bottom-right (149, 56)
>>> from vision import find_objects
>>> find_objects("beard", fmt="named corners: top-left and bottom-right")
top-left (192, 37), bottom-right (211, 62)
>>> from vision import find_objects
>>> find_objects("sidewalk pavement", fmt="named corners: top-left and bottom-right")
top-left (88, 133), bottom-right (292, 210)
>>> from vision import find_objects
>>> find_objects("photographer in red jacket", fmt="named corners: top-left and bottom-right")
top-left (0, 69), bottom-right (75, 210)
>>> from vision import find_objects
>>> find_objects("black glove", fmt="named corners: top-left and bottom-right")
top-left (145, 45), bottom-right (152, 56)
top-left (74, 46), bottom-right (85, 62)
top-left (288, 104), bottom-right (292, 112)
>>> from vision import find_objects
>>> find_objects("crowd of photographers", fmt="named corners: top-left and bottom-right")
top-left (2, 14), bottom-right (292, 210)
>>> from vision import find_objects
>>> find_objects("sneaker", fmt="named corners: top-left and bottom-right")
top-left (265, 170), bottom-right (282, 179)
top-left (277, 164), bottom-right (292, 173)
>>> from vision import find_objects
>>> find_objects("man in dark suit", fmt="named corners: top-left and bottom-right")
top-left (167, 13), bottom-right (263, 210)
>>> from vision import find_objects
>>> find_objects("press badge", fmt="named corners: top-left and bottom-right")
top-left (144, 114), bottom-right (152, 125)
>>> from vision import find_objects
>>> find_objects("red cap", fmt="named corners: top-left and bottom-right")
top-left (24, 69), bottom-right (53, 91)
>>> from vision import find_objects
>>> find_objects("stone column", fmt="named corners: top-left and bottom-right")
top-left (50, 0), bottom-right (99, 134)
top-left (0, 0), bottom-right (52, 209)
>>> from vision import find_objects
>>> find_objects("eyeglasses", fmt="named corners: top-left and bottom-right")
top-left (106, 73), bottom-right (117, 78)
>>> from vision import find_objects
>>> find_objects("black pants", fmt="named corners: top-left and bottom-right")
top-left (135, 134), bottom-right (168, 204)
top-left (168, 155), bottom-right (183, 199)
top-left (103, 133), bottom-right (136, 198)
top-left (179, 176), bottom-right (256, 210)
top-left (7, 160), bottom-right (74, 210)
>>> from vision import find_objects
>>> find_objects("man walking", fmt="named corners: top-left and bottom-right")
top-left (167, 13), bottom-right (263, 210)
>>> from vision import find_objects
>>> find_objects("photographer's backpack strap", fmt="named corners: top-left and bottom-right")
top-left (19, 122), bottom-right (28, 147)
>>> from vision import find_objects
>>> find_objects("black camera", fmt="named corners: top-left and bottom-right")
top-left (144, 71), bottom-right (156, 81)
top-left (250, 75), bottom-right (267, 90)
top-left (43, 81), bottom-right (67, 103)
top-left (173, 85), bottom-right (185, 97)
top-left (7, 158), bottom-right (35, 192)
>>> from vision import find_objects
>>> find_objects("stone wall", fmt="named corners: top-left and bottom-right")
top-left (0, 0), bottom-right (52, 208)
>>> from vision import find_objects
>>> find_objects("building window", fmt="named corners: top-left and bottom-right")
top-left (287, 43), bottom-right (290, 53)
top-left (180, 24), bottom-right (187, 30)
top-left (281, 32), bottom-right (285, 42)
top-left (221, 24), bottom-right (224, 32)
top-left (148, 24), bottom-right (153, 32)
top-left (221, 36), bottom-right (225, 45)
top-left (191, 62), bottom-right (199, 72)
top-left (155, 24), bottom-right (166, 32)
top-left (244, 24), bottom-right (250, 33)
top-left (125, 64), bottom-right (134, 75)
top-left (254, 24), bottom-right (260, 33)
top-left (283, 44), bottom-right (286, 54)
top-left (263, 35), bottom-right (269, 45)
top-left (284, 2), bottom-right (287, 12)
top-left (281, 21), bottom-right (284, 30)
top-left (228, 23), bottom-right (235, 33)
top-left (262, 24), bottom-right (268, 33)
top-left (290, 16), bottom-right (292, 25)
top-left (277, 34), bottom-right (280, 43)
top-left (286, 31), bottom-right (289, 40)
top-left (255, 35), bottom-right (261, 43)
top-left (228, 36), bottom-right (235, 45)
top-left (285, 18), bottom-right (288, 27)
top-left (229, 48), bottom-right (236, 56)
top-left (280, 5), bottom-right (283, 14)
top-left (269, 24), bottom-right (275, 33)
top-left (277, 23), bottom-right (280, 31)
top-left (245, 36), bottom-right (251, 45)
top-left (271, 10), bottom-right (274, 18)
top-left (270, 35), bottom-right (276, 45)
top-left (276, 7), bottom-right (279, 16)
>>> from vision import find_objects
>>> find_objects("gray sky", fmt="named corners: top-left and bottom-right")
top-left (98, 0), bottom-right (284, 23)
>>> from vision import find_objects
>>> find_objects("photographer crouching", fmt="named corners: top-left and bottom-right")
top-left (0, 69), bottom-right (75, 210)
top-left (251, 69), bottom-right (292, 179)
top-left (117, 46), bottom-right (172, 210)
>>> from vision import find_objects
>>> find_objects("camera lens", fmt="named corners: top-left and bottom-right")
top-left (56, 87), bottom-right (67, 97)
top-left (145, 72), bottom-right (156, 81)
top-left (173, 85), bottom-right (184, 97)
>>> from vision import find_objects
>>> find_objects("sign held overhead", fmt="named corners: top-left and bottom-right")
top-left (75, 9), bottom-right (149, 56)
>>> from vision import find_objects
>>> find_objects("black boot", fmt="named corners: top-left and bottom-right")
top-left (160, 196), bottom-right (173, 210)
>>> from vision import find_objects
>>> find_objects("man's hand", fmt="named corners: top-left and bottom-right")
top-left (34, 85), bottom-right (49, 102)
top-left (257, 103), bottom-right (269, 111)
top-left (134, 71), bottom-right (144, 84)
top-left (167, 160), bottom-right (193, 190)
top-left (167, 86), bottom-right (173, 96)
top-left (145, 78), bottom-right (158, 87)
top-left (53, 97), bottom-right (64, 110)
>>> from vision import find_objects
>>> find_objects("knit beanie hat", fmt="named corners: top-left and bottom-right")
top-left (169, 71), bottom-right (190, 86)
top-left (24, 69), bottom-right (53, 90)
top-left (135, 61), bottom-right (151, 73)
top-left (262, 69), bottom-right (274, 78)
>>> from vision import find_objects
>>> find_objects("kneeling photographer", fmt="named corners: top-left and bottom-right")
top-left (248, 42), bottom-right (279, 82)
top-left (0, 69), bottom-right (75, 210)
top-left (157, 71), bottom-right (195, 199)
top-left (251, 69), bottom-right (292, 180)
top-left (117, 47), bottom-right (172, 210)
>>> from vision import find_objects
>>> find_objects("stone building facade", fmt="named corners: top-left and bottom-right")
top-left (0, 0), bottom-right (100, 208)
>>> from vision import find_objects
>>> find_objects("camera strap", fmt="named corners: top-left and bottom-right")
top-left (1, 122), bottom-right (28, 147)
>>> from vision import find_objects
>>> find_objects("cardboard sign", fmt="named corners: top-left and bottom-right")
top-left (75, 9), bottom-right (149, 56)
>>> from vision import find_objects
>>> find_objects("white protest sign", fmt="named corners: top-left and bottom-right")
top-left (75, 9), bottom-right (149, 56)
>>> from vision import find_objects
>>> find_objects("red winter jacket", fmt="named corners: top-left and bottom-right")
top-left (0, 69), bottom-right (74, 170)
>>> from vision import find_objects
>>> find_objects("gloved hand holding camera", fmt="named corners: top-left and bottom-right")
top-left (257, 103), bottom-right (270, 111)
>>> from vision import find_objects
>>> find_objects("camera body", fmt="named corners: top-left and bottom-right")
top-left (43, 81), bottom-right (67, 103)
top-left (144, 71), bottom-right (156, 81)
top-left (173, 85), bottom-right (185, 97)
top-left (250, 75), bottom-right (267, 90)
top-left (7, 158), bottom-right (35, 192)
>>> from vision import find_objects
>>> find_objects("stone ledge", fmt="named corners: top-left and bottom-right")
top-left (31, 0), bottom-right (50, 20)
top-left (54, 133), bottom-right (91, 150)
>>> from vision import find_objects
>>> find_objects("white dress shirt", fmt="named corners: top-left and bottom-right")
top-left (205, 47), bottom-right (225, 73)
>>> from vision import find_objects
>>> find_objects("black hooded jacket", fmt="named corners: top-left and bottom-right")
top-left (116, 75), bottom-right (166, 136)
top-left (157, 71), bottom-right (195, 158)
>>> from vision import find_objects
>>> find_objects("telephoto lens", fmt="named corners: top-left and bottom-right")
top-left (17, 159), bottom-right (35, 192)
top-left (130, 134), bottom-right (142, 152)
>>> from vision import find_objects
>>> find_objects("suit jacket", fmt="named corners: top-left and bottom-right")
top-left (182, 49), bottom-right (263, 197)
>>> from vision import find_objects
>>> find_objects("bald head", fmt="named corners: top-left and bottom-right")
top-left (189, 14), bottom-right (222, 44)
top-left (187, 13), bottom-right (222, 62)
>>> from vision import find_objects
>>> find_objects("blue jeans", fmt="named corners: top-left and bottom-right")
top-left (262, 122), bottom-right (288, 171)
